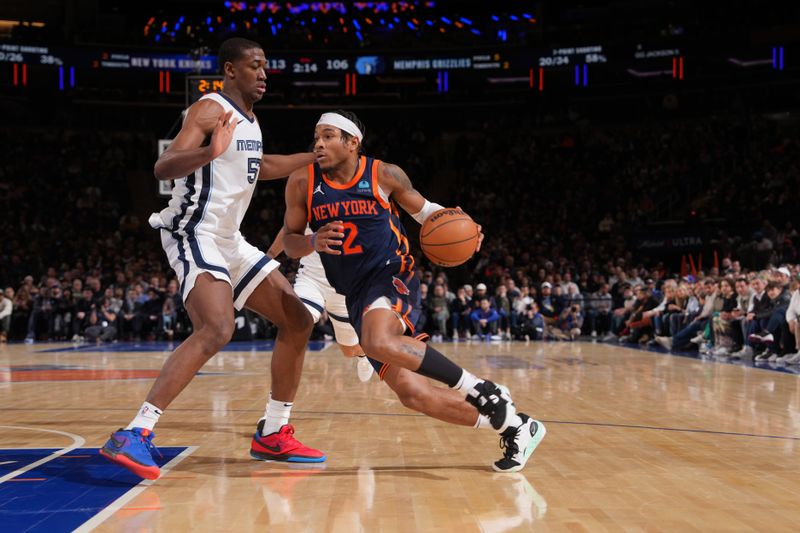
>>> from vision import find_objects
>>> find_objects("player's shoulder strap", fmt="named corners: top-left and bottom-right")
top-left (197, 92), bottom-right (228, 109)
top-left (369, 158), bottom-right (391, 209)
top-left (306, 163), bottom-right (320, 222)
top-left (199, 92), bottom-right (256, 123)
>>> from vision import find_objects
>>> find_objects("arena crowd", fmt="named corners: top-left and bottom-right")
top-left (2, 112), bottom-right (799, 363)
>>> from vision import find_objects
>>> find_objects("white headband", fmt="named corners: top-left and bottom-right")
top-left (317, 112), bottom-right (364, 142)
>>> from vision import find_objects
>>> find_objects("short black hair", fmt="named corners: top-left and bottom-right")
top-left (218, 37), bottom-right (262, 73)
top-left (329, 109), bottom-right (366, 154)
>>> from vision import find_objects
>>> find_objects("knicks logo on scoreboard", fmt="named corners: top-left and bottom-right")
top-left (392, 276), bottom-right (410, 295)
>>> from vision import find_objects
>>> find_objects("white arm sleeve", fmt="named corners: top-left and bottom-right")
top-left (411, 200), bottom-right (445, 224)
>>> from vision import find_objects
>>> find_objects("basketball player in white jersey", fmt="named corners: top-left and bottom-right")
top-left (100, 38), bottom-right (325, 480)
top-left (268, 227), bottom-right (375, 382)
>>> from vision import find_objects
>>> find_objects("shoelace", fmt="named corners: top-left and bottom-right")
top-left (138, 431), bottom-right (163, 459)
top-left (498, 428), bottom-right (520, 459)
top-left (276, 424), bottom-right (300, 445)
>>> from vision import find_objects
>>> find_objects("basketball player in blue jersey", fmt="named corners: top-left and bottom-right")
top-left (99, 38), bottom-right (325, 480)
top-left (261, 230), bottom-right (534, 455)
top-left (281, 111), bottom-right (546, 472)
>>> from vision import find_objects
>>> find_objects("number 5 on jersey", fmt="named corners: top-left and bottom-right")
top-left (247, 158), bottom-right (261, 184)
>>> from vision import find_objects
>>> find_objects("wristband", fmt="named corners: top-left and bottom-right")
top-left (411, 199), bottom-right (445, 224)
top-left (309, 232), bottom-right (318, 250)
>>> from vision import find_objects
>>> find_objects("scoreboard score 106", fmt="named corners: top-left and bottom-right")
top-left (267, 56), bottom-right (351, 74)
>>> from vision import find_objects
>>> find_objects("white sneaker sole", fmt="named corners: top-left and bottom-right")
top-left (492, 420), bottom-right (547, 473)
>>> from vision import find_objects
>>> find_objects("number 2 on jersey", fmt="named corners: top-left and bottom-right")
top-left (341, 222), bottom-right (363, 255)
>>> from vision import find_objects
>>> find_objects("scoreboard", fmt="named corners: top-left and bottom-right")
top-left (187, 75), bottom-right (224, 103)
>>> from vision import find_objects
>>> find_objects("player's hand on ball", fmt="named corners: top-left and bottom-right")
top-left (209, 110), bottom-right (238, 159)
top-left (456, 206), bottom-right (484, 252)
top-left (314, 221), bottom-right (345, 255)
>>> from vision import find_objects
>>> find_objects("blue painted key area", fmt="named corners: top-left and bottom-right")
top-left (0, 447), bottom-right (187, 532)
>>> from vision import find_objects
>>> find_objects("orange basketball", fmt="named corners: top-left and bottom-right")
top-left (420, 208), bottom-right (479, 267)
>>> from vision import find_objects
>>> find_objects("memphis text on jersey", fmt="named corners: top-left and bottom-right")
top-left (236, 139), bottom-right (263, 152)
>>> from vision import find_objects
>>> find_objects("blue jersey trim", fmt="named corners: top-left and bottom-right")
top-left (216, 92), bottom-right (256, 123)
top-left (300, 297), bottom-right (324, 314)
top-left (233, 254), bottom-right (273, 301)
top-left (327, 310), bottom-right (350, 323)
top-left (171, 173), bottom-right (196, 232)
top-left (183, 163), bottom-right (230, 278)
top-left (175, 234), bottom-right (190, 297)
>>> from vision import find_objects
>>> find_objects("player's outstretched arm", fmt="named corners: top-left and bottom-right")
top-left (378, 162), bottom-right (429, 215)
top-left (154, 100), bottom-right (236, 181)
top-left (379, 162), bottom-right (485, 250)
top-left (283, 169), bottom-right (345, 258)
top-left (258, 153), bottom-right (316, 181)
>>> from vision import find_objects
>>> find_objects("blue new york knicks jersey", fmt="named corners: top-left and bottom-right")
top-left (306, 156), bottom-right (414, 298)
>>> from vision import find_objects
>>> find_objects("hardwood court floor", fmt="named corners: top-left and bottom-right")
top-left (1, 340), bottom-right (799, 532)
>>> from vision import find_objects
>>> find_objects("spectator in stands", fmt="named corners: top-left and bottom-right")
top-left (560, 272), bottom-right (579, 295)
top-left (470, 297), bottom-right (501, 340)
top-left (51, 286), bottom-right (75, 340)
top-left (607, 284), bottom-right (636, 339)
top-left (119, 288), bottom-right (141, 340)
top-left (428, 284), bottom-right (450, 342)
top-left (723, 277), bottom-right (752, 358)
top-left (84, 297), bottom-right (118, 343)
top-left (751, 281), bottom-right (792, 361)
top-left (505, 278), bottom-right (521, 302)
top-left (635, 281), bottom-right (666, 337)
top-left (472, 283), bottom-right (495, 310)
top-left (434, 273), bottom-right (455, 302)
top-left (620, 286), bottom-right (659, 344)
top-left (710, 278), bottom-right (738, 355)
top-left (161, 280), bottom-right (181, 341)
top-left (72, 287), bottom-right (95, 341)
top-left (450, 286), bottom-right (472, 340)
top-left (495, 285), bottom-right (512, 339)
top-left (513, 302), bottom-right (545, 341)
top-left (0, 289), bottom-right (11, 343)
top-left (732, 276), bottom-right (770, 358)
top-left (511, 285), bottom-right (534, 330)
top-left (586, 283), bottom-right (613, 337)
top-left (25, 286), bottom-right (55, 343)
top-left (656, 279), bottom-right (718, 351)
top-left (537, 282), bottom-right (558, 324)
top-left (557, 302), bottom-right (584, 341)
top-left (10, 286), bottom-right (31, 340)
top-left (665, 282), bottom-right (693, 337)
top-left (139, 287), bottom-right (163, 340)
top-left (782, 278), bottom-right (800, 364)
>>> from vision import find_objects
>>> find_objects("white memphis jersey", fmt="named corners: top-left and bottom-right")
top-left (298, 226), bottom-right (328, 282)
top-left (149, 92), bottom-right (263, 238)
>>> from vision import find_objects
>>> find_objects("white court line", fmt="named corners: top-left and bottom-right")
top-left (0, 425), bottom-right (86, 484)
top-left (74, 445), bottom-right (198, 533)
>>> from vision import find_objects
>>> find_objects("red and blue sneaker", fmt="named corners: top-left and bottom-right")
top-left (99, 428), bottom-right (162, 480)
top-left (251, 420), bottom-right (326, 463)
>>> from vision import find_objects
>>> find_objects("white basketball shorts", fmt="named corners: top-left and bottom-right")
top-left (160, 229), bottom-right (279, 310)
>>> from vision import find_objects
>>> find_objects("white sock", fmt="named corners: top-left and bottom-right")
top-left (453, 370), bottom-right (482, 398)
top-left (262, 395), bottom-right (293, 436)
top-left (474, 415), bottom-right (493, 430)
top-left (126, 401), bottom-right (163, 431)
